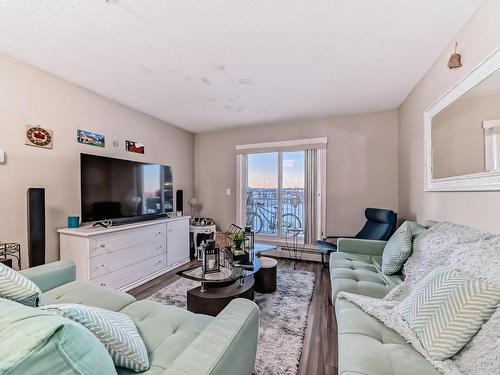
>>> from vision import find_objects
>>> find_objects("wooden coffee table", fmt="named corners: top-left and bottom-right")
top-left (186, 278), bottom-right (255, 316)
top-left (177, 250), bottom-right (261, 316)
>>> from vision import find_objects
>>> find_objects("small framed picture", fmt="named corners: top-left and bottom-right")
top-left (77, 130), bottom-right (105, 147)
top-left (25, 125), bottom-right (53, 149)
top-left (126, 140), bottom-right (145, 154)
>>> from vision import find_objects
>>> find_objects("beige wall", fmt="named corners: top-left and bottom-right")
top-left (0, 54), bottom-right (195, 267)
top-left (195, 110), bottom-right (398, 236)
top-left (398, 0), bottom-right (500, 233)
top-left (431, 95), bottom-right (500, 178)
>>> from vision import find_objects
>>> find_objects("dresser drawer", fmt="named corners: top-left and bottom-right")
top-left (89, 224), bottom-right (165, 257)
top-left (90, 254), bottom-right (166, 289)
top-left (89, 240), bottom-right (166, 279)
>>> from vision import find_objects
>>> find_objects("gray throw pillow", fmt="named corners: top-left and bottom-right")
top-left (407, 221), bottom-right (428, 238)
top-left (382, 221), bottom-right (414, 275)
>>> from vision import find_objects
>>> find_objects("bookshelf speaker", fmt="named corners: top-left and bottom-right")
top-left (176, 190), bottom-right (183, 213)
top-left (27, 188), bottom-right (46, 267)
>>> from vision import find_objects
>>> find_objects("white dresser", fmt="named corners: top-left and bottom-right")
top-left (58, 216), bottom-right (190, 292)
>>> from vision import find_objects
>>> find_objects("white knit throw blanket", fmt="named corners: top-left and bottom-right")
top-left (337, 222), bottom-right (500, 375)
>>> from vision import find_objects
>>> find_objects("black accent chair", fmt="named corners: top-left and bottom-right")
top-left (317, 208), bottom-right (397, 265)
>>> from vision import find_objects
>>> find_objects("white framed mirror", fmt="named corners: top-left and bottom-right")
top-left (425, 47), bottom-right (500, 191)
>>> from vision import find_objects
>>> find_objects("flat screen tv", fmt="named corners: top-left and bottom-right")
top-left (80, 154), bottom-right (173, 224)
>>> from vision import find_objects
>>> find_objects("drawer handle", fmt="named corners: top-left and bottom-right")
top-left (158, 260), bottom-right (163, 264)
top-left (100, 282), bottom-right (106, 287)
top-left (100, 264), bottom-right (105, 267)
top-left (100, 244), bottom-right (106, 248)
top-left (156, 231), bottom-right (162, 236)
top-left (157, 246), bottom-right (162, 250)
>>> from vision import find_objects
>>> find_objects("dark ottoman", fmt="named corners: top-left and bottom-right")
top-left (255, 257), bottom-right (278, 293)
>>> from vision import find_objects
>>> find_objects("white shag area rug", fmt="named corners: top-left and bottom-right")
top-left (147, 269), bottom-right (316, 375)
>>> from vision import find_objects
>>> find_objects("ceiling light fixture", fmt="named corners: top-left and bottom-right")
top-left (447, 41), bottom-right (462, 69)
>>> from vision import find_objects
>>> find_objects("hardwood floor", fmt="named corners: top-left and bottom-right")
top-left (128, 258), bottom-right (338, 375)
top-left (128, 260), bottom-right (196, 300)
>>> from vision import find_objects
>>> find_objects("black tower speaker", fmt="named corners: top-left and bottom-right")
top-left (176, 190), bottom-right (183, 213)
top-left (27, 188), bottom-right (46, 267)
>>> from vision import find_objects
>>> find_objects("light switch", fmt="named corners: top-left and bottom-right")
top-left (0, 150), bottom-right (5, 164)
top-left (226, 188), bottom-right (231, 196)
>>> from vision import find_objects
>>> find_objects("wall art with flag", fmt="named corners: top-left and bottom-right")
top-left (126, 140), bottom-right (145, 154)
top-left (25, 125), bottom-right (53, 149)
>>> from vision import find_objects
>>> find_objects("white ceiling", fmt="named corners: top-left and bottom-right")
top-left (0, 1), bottom-right (483, 133)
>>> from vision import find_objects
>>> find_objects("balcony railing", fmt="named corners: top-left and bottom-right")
top-left (245, 187), bottom-right (304, 236)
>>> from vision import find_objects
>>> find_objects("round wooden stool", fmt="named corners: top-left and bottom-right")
top-left (255, 256), bottom-right (278, 293)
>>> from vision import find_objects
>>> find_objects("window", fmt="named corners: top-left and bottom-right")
top-left (236, 138), bottom-right (326, 244)
top-left (245, 151), bottom-right (304, 238)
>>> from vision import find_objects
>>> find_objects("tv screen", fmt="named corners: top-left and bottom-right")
top-left (80, 154), bottom-right (173, 223)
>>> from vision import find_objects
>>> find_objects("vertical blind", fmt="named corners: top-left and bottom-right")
top-left (304, 148), bottom-right (318, 244)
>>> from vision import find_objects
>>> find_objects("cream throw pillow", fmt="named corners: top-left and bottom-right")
top-left (395, 266), bottom-right (500, 360)
top-left (0, 262), bottom-right (41, 307)
top-left (40, 303), bottom-right (149, 372)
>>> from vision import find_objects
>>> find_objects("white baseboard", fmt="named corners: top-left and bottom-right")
top-left (263, 247), bottom-right (323, 263)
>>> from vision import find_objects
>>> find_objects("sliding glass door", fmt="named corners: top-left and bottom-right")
top-left (245, 151), bottom-right (304, 239)
top-left (281, 151), bottom-right (304, 237)
top-left (246, 152), bottom-right (279, 236)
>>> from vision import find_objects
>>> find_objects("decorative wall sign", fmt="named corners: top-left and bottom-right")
top-left (77, 130), bottom-right (105, 148)
top-left (25, 125), bottom-right (53, 149)
top-left (125, 140), bottom-right (145, 154)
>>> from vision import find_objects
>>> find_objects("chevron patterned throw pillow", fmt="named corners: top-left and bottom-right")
top-left (40, 303), bottom-right (149, 372)
top-left (0, 262), bottom-right (41, 307)
top-left (395, 266), bottom-right (500, 360)
top-left (382, 221), bottom-right (413, 275)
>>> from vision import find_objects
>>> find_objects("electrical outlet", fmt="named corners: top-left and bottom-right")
top-left (226, 188), bottom-right (231, 196)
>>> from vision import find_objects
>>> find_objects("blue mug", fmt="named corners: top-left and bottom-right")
top-left (68, 216), bottom-right (80, 228)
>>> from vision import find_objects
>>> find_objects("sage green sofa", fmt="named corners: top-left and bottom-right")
top-left (332, 237), bottom-right (439, 375)
top-left (8, 260), bottom-right (260, 375)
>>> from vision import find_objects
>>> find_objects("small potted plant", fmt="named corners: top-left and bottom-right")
top-left (233, 231), bottom-right (245, 250)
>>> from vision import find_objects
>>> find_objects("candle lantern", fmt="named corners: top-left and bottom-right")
top-left (202, 240), bottom-right (220, 274)
top-left (244, 226), bottom-right (254, 250)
